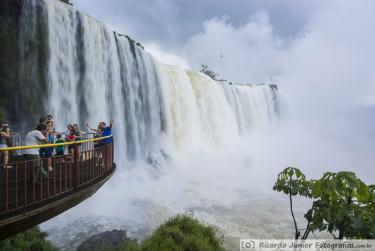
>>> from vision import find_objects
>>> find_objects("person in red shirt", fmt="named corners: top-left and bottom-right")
top-left (67, 128), bottom-right (76, 157)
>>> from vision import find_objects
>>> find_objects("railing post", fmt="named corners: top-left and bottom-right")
top-left (4, 167), bottom-right (8, 212)
top-left (111, 137), bottom-right (114, 168)
top-left (73, 144), bottom-right (80, 189)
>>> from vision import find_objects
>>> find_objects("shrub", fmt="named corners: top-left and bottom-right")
top-left (200, 65), bottom-right (219, 80)
top-left (0, 227), bottom-right (57, 251)
top-left (110, 214), bottom-right (225, 251)
top-left (140, 214), bottom-right (225, 251)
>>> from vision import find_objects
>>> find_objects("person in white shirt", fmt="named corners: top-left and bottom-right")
top-left (24, 123), bottom-right (49, 183)
top-left (0, 123), bottom-right (11, 168)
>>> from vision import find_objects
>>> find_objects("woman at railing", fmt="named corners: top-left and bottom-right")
top-left (73, 124), bottom-right (82, 160)
top-left (23, 124), bottom-right (50, 183)
top-left (40, 120), bottom-right (55, 172)
top-left (0, 124), bottom-right (11, 169)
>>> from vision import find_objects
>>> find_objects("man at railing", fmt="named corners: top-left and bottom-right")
top-left (86, 120), bottom-right (113, 147)
top-left (86, 120), bottom-right (113, 168)
top-left (99, 121), bottom-right (113, 168)
top-left (99, 120), bottom-right (113, 144)
top-left (23, 123), bottom-right (49, 183)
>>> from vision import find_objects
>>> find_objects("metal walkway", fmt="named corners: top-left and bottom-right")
top-left (0, 136), bottom-right (115, 239)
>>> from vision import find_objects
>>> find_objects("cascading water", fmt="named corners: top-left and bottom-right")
top-left (19, 0), bottom-right (284, 162)
top-left (16, 0), bottom-right (294, 249)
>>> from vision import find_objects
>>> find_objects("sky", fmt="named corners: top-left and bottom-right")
top-left (70, 0), bottom-right (375, 151)
top-left (70, 0), bottom-right (323, 69)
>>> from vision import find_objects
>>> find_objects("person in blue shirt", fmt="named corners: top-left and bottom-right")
top-left (86, 120), bottom-right (113, 168)
top-left (99, 120), bottom-right (113, 144)
top-left (86, 120), bottom-right (113, 146)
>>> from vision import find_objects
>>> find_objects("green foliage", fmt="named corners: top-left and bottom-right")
top-left (110, 214), bottom-right (225, 251)
top-left (274, 167), bottom-right (375, 239)
top-left (308, 172), bottom-right (375, 238)
top-left (0, 227), bottom-right (57, 251)
top-left (273, 167), bottom-right (311, 197)
top-left (200, 65), bottom-right (219, 80)
top-left (110, 241), bottom-right (140, 251)
top-left (141, 214), bottom-right (224, 251)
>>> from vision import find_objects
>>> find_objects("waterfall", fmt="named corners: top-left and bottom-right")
top-left (12, 0), bottom-right (294, 249)
top-left (18, 0), bottom-right (285, 165)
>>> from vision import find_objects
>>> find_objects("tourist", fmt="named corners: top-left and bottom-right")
top-left (41, 120), bottom-right (55, 171)
top-left (73, 124), bottom-right (82, 157)
top-left (73, 124), bottom-right (82, 140)
top-left (67, 128), bottom-right (76, 156)
top-left (39, 117), bottom-right (48, 124)
top-left (86, 120), bottom-right (113, 147)
top-left (24, 123), bottom-right (49, 183)
top-left (55, 134), bottom-right (65, 156)
top-left (63, 124), bottom-right (73, 142)
top-left (46, 114), bottom-right (55, 130)
top-left (0, 123), bottom-right (11, 168)
top-left (86, 123), bottom-right (101, 134)
top-left (86, 120), bottom-right (113, 168)
top-left (38, 117), bottom-right (48, 159)
top-left (99, 120), bottom-right (113, 145)
top-left (100, 120), bottom-right (113, 168)
top-left (40, 120), bottom-right (55, 158)
top-left (86, 123), bottom-right (103, 149)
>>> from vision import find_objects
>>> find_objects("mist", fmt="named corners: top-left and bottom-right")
top-left (180, 1), bottom-right (375, 176)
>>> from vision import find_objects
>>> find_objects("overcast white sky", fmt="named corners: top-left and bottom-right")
top-left (70, 0), bottom-right (375, 143)
top-left (70, 0), bottom-right (324, 70)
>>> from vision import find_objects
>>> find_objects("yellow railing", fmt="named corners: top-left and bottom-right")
top-left (0, 136), bottom-right (112, 152)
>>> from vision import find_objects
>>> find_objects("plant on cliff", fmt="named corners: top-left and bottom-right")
top-left (274, 167), bottom-right (375, 239)
top-left (108, 214), bottom-right (225, 251)
top-left (141, 214), bottom-right (224, 251)
top-left (0, 227), bottom-right (57, 251)
top-left (200, 65), bottom-right (219, 80)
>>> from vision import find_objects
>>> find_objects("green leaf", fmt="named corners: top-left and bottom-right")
top-left (275, 168), bottom-right (374, 239)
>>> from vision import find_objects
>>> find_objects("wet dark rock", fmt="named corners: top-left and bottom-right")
top-left (77, 229), bottom-right (135, 251)
top-left (270, 84), bottom-right (278, 90)
top-left (0, 0), bottom-right (21, 123)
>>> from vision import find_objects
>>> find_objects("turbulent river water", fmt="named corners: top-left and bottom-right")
top-left (15, 0), bottom-right (375, 250)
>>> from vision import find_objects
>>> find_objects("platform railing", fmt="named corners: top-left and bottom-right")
top-left (8, 131), bottom-right (98, 156)
top-left (0, 136), bottom-right (114, 215)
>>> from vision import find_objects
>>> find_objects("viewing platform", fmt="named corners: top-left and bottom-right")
top-left (0, 134), bottom-right (116, 240)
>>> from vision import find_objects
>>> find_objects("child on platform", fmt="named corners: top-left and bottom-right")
top-left (55, 134), bottom-right (65, 156)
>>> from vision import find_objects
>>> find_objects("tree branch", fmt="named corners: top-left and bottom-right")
top-left (331, 233), bottom-right (338, 239)
top-left (301, 221), bottom-right (311, 239)
top-left (289, 182), bottom-right (300, 239)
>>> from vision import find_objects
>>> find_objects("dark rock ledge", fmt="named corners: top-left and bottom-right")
top-left (77, 229), bottom-right (136, 251)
